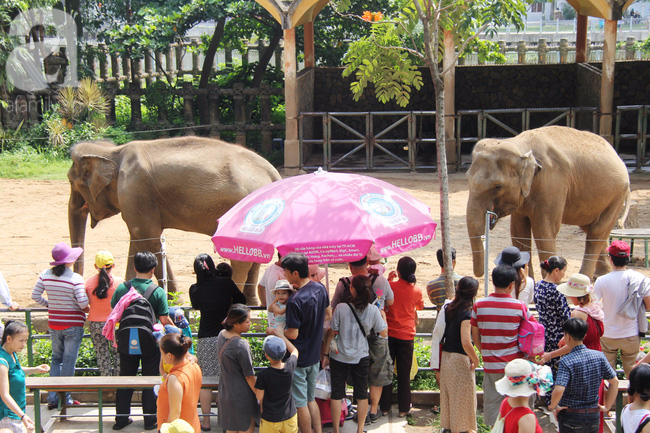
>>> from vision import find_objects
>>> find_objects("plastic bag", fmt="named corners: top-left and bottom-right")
top-left (314, 368), bottom-right (332, 400)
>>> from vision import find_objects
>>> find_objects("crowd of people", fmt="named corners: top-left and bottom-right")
top-left (0, 238), bottom-right (647, 433)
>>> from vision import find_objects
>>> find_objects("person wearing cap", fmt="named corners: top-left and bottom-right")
top-left (268, 280), bottom-right (295, 331)
top-left (470, 265), bottom-right (537, 426)
top-left (330, 254), bottom-right (394, 423)
top-left (254, 332), bottom-right (299, 433)
top-left (189, 255), bottom-right (246, 431)
top-left (426, 247), bottom-right (463, 312)
top-left (593, 240), bottom-right (650, 378)
top-left (31, 242), bottom-right (89, 409)
top-left (85, 251), bottom-right (124, 377)
top-left (548, 318), bottom-right (618, 433)
top-left (495, 246), bottom-right (535, 305)
top-left (495, 359), bottom-right (552, 433)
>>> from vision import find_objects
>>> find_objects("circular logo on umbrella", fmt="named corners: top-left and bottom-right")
top-left (240, 199), bottom-right (285, 234)
top-left (360, 193), bottom-right (408, 226)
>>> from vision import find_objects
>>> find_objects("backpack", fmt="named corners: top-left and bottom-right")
top-left (517, 304), bottom-right (545, 357)
top-left (340, 274), bottom-right (378, 305)
top-left (116, 282), bottom-right (159, 355)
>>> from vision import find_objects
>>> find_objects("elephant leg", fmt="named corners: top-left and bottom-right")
top-left (245, 263), bottom-right (261, 304)
top-left (581, 201), bottom-right (621, 279)
top-left (530, 214), bottom-right (562, 280)
top-left (125, 225), bottom-right (178, 292)
top-left (511, 213), bottom-right (534, 278)
top-left (230, 260), bottom-right (257, 306)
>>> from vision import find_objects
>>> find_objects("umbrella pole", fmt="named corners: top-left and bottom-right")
top-left (325, 265), bottom-right (329, 291)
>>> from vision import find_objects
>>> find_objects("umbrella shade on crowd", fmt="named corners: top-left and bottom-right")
top-left (212, 168), bottom-right (437, 264)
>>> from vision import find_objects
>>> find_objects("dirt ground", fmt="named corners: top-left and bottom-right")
top-left (1, 171), bottom-right (650, 308)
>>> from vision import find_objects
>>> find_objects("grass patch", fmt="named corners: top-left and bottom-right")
top-left (0, 149), bottom-right (70, 180)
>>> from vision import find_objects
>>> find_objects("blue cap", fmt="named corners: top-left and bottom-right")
top-left (263, 336), bottom-right (286, 361)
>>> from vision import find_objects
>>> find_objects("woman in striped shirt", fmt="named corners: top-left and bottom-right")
top-left (31, 242), bottom-right (89, 409)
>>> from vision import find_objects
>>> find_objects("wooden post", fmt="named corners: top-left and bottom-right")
top-left (191, 39), bottom-right (200, 75)
top-left (260, 82), bottom-right (272, 153)
top-left (98, 43), bottom-right (108, 81)
top-left (110, 54), bottom-right (119, 80)
top-left (130, 58), bottom-right (142, 128)
top-left (275, 45), bottom-right (282, 70)
top-left (175, 44), bottom-right (183, 75)
top-left (443, 30), bottom-right (457, 169)
top-left (87, 48), bottom-right (95, 75)
top-left (144, 50), bottom-right (153, 87)
top-left (182, 81), bottom-right (195, 135)
top-left (122, 54), bottom-right (131, 80)
top-left (155, 51), bottom-right (164, 81)
top-left (600, 19), bottom-right (617, 142)
top-left (304, 21), bottom-right (315, 68)
top-left (225, 47), bottom-right (233, 68)
top-left (284, 28), bottom-right (300, 175)
top-left (242, 40), bottom-right (249, 66)
top-left (106, 81), bottom-right (117, 124)
top-left (165, 50), bottom-right (173, 78)
top-left (233, 82), bottom-right (246, 146)
top-left (208, 83), bottom-right (221, 138)
top-left (576, 14), bottom-right (588, 62)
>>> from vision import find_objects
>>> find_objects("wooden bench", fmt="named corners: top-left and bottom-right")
top-left (26, 376), bottom-right (219, 433)
top-left (610, 229), bottom-right (650, 268)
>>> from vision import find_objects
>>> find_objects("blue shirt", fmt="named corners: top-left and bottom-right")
top-left (556, 344), bottom-right (616, 409)
top-left (286, 281), bottom-right (329, 367)
top-left (0, 347), bottom-right (25, 420)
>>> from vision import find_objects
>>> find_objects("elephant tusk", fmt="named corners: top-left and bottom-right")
top-left (489, 213), bottom-right (498, 230)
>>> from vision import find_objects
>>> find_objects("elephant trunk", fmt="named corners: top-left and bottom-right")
top-left (69, 188), bottom-right (89, 275)
top-left (467, 195), bottom-right (490, 277)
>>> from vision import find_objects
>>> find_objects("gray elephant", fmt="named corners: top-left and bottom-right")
top-left (68, 137), bottom-right (282, 303)
top-left (466, 126), bottom-right (630, 279)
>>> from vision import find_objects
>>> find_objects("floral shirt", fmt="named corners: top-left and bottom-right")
top-left (534, 280), bottom-right (570, 354)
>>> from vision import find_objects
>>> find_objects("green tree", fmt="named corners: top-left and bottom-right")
top-left (339, 0), bottom-right (529, 292)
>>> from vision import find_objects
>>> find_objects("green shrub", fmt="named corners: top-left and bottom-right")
top-left (26, 333), bottom-right (99, 376)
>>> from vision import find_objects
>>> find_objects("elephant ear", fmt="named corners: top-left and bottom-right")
top-left (79, 155), bottom-right (118, 200)
top-left (519, 150), bottom-right (542, 198)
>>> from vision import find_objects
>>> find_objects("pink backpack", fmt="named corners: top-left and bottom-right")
top-left (518, 304), bottom-right (545, 357)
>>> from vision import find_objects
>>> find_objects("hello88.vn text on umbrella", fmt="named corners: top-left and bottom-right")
top-left (212, 169), bottom-right (437, 264)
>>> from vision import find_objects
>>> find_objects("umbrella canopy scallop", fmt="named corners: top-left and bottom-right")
top-left (212, 169), bottom-right (436, 264)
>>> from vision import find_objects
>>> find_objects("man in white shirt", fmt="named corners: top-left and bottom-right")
top-left (258, 253), bottom-right (285, 320)
top-left (594, 241), bottom-right (650, 378)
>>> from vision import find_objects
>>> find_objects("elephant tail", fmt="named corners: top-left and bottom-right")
top-left (617, 188), bottom-right (632, 229)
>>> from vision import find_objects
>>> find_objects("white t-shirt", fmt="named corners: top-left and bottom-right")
top-left (259, 263), bottom-right (285, 323)
top-left (594, 269), bottom-right (647, 338)
top-left (621, 404), bottom-right (650, 433)
top-left (517, 277), bottom-right (535, 305)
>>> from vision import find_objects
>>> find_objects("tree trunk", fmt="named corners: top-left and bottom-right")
top-left (432, 73), bottom-right (455, 299)
top-left (197, 17), bottom-right (226, 125)
top-left (250, 26), bottom-right (282, 89)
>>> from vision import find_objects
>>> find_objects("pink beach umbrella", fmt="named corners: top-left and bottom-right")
top-left (212, 168), bottom-right (437, 264)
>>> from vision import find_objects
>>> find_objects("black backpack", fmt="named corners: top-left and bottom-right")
top-left (340, 274), bottom-right (379, 305)
top-left (116, 282), bottom-right (159, 355)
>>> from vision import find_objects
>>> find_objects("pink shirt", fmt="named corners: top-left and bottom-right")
top-left (85, 274), bottom-right (123, 322)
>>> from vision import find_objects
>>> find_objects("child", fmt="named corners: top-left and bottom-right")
top-left (254, 332), bottom-right (299, 433)
top-left (268, 280), bottom-right (295, 331)
top-left (622, 363), bottom-right (650, 433)
top-left (169, 307), bottom-right (194, 355)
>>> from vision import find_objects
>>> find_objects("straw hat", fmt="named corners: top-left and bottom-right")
top-left (495, 359), bottom-right (553, 397)
top-left (557, 273), bottom-right (593, 298)
top-left (160, 419), bottom-right (194, 433)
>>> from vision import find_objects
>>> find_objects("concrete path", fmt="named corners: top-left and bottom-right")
top-left (29, 404), bottom-right (411, 433)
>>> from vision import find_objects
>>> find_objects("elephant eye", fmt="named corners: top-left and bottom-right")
top-left (493, 183), bottom-right (502, 192)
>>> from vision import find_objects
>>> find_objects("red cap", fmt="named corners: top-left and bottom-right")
top-left (607, 240), bottom-right (630, 257)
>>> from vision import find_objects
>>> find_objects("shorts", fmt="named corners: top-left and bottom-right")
top-left (330, 356), bottom-right (370, 401)
top-left (291, 363), bottom-right (319, 408)
top-left (0, 416), bottom-right (25, 433)
top-left (368, 337), bottom-right (393, 387)
top-left (260, 413), bottom-right (298, 433)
